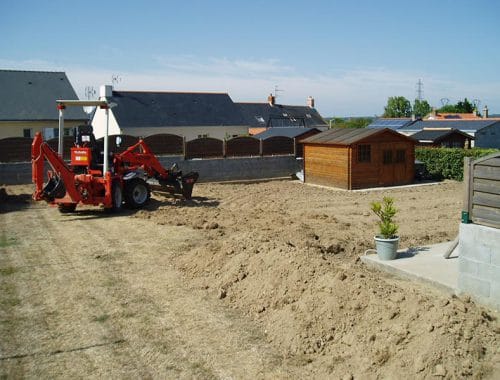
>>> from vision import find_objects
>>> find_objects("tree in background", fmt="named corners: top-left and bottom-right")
top-left (438, 98), bottom-right (475, 113)
top-left (383, 96), bottom-right (412, 117)
top-left (327, 117), bottom-right (373, 128)
top-left (413, 99), bottom-right (432, 118)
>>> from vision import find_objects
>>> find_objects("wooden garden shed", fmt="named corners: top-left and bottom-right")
top-left (301, 128), bottom-right (416, 189)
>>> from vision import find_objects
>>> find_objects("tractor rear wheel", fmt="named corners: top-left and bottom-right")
top-left (124, 178), bottom-right (151, 209)
top-left (58, 203), bottom-right (77, 213)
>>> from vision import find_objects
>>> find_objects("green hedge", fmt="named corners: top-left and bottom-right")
top-left (415, 147), bottom-right (499, 181)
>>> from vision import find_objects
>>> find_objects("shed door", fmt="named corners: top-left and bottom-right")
top-left (379, 143), bottom-right (394, 185)
top-left (379, 143), bottom-right (408, 185)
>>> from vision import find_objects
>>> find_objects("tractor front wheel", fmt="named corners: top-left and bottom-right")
top-left (124, 178), bottom-right (151, 209)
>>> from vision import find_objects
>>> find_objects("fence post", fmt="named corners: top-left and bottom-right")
top-left (259, 139), bottom-right (263, 157)
top-left (293, 138), bottom-right (297, 157)
top-left (223, 138), bottom-right (227, 158)
top-left (462, 157), bottom-right (473, 223)
top-left (183, 136), bottom-right (187, 160)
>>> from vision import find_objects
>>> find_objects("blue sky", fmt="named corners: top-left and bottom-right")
top-left (1, 0), bottom-right (499, 116)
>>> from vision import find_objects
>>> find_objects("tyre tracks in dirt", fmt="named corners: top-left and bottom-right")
top-left (1, 205), bottom-right (300, 379)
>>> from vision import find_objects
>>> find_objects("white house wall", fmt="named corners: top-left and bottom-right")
top-left (91, 108), bottom-right (122, 139)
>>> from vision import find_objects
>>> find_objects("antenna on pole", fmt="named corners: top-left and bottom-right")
top-left (415, 79), bottom-right (424, 101)
top-left (273, 85), bottom-right (284, 99)
top-left (111, 74), bottom-right (122, 88)
top-left (84, 86), bottom-right (96, 100)
top-left (440, 98), bottom-right (450, 107)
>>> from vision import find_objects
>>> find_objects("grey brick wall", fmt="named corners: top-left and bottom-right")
top-left (458, 223), bottom-right (500, 310)
top-left (1, 156), bottom-right (303, 186)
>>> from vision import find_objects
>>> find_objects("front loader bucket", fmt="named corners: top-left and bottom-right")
top-left (181, 172), bottom-right (199, 200)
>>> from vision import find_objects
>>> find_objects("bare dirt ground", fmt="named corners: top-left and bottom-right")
top-left (1, 180), bottom-right (499, 379)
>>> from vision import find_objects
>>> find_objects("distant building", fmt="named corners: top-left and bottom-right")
top-left (411, 128), bottom-right (474, 148)
top-left (0, 69), bottom-right (87, 139)
top-left (238, 94), bottom-right (327, 135)
top-left (398, 120), bottom-right (500, 148)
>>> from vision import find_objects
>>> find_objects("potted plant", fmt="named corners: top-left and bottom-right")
top-left (371, 197), bottom-right (400, 260)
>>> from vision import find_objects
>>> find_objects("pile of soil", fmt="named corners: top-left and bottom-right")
top-left (135, 180), bottom-right (499, 378)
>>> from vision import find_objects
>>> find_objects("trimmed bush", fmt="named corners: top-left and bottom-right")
top-left (415, 147), bottom-right (499, 181)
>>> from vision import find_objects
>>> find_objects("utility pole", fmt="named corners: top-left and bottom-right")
top-left (415, 79), bottom-right (424, 101)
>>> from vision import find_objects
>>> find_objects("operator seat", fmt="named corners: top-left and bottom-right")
top-left (73, 125), bottom-right (103, 170)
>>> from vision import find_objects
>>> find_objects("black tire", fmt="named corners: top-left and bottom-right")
top-left (58, 203), bottom-right (77, 213)
top-left (105, 180), bottom-right (123, 213)
top-left (124, 178), bottom-right (151, 209)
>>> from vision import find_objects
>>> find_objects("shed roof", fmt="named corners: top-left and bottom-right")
top-left (236, 102), bottom-right (327, 128)
top-left (110, 91), bottom-right (247, 128)
top-left (0, 69), bottom-right (87, 121)
top-left (253, 127), bottom-right (320, 139)
top-left (400, 119), bottom-right (500, 132)
top-left (411, 128), bottom-right (474, 142)
top-left (301, 128), bottom-right (415, 146)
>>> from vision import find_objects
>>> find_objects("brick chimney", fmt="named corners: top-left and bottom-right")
top-left (268, 93), bottom-right (275, 106)
top-left (307, 96), bottom-right (315, 108)
top-left (483, 105), bottom-right (489, 119)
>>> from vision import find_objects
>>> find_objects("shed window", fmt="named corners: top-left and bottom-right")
top-left (358, 144), bottom-right (371, 162)
top-left (383, 150), bottom-right (393, 164)
top-left (395, 149), bottom-right (405, 163)
top-left (23, 128), bottom-right (32, 138)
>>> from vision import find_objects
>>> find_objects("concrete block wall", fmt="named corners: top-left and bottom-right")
top-left (458, 223), bottom-right (500, 310)
top-left (0, 156), bottom-right (302, 186)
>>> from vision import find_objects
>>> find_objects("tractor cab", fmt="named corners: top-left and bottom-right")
top-left (71, 125), bottom-right (103, 173)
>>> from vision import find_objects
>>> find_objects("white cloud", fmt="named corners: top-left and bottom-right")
top-left (1, 57), bottom-right (499, 116)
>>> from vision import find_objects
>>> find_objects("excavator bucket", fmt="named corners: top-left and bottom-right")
top-left (181, 172), bottom-right (199, 200)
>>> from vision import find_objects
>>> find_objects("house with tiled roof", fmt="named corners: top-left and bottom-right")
top-left (0, 70), bottom-right (87, 139)
top-left (238, 95), bottom-right (328, 135)
top-left (91, 85), bottom-right (248, 140)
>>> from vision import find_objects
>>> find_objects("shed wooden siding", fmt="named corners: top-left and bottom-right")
top-left (350, 136), bottom-right (414, 189)
top-left (469, 153), bottom-right (500, 228)
top-left (303, 144), bottom-right (349, 188)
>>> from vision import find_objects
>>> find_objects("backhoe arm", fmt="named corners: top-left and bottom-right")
top-left (31, 132), bottom-right (80, 202)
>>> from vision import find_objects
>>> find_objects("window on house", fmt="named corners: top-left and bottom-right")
top-left (23, 128), bottom-right (32, 138)
top-left (383, 150), bottom-right (393, 164)
top-left (395, 149), bottom-right (405, 163)
top-left (358, 144), bottom-right (371, 162)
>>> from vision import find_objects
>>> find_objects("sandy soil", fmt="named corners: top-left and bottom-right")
top-left (1, 180), bottom-right (499, 379)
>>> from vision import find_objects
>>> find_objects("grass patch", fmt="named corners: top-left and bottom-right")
top-left (0, 282), bottom-right (20, 308)
top-left (0, 234), bottom-right (18, 248)
top-left (0, 266), bottom-right (18, 276)
top-left (93, 314), bottom-right (110, 323)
